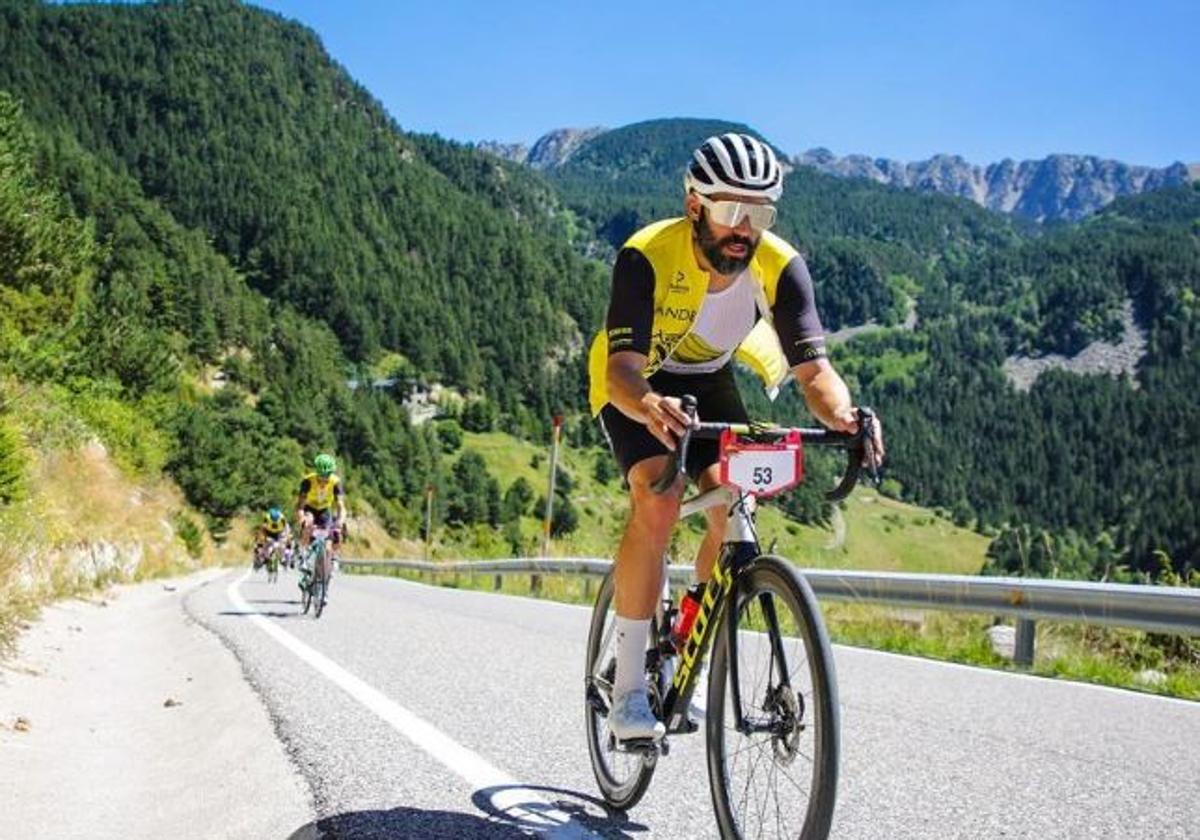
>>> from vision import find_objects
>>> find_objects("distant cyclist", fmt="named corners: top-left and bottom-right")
top-left (587, 133), bottom-right (885, 741)
top-left (254, 507), bottom-right (291, 568)
top-left (294, 453), bottom-right (347, 582)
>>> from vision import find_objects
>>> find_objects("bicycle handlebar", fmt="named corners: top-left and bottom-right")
top-left (649, 394), bottom-right (879, 501)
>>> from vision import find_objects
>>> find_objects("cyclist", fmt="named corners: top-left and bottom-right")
top-left (587, 133), bottom-right (885, 742)
top-left (254, 507), bottom-right (291, 568)
top-left (294, 453), bottom-right (347, 588)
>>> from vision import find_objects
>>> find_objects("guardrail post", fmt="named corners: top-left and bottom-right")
top-left (531, 573), bottom-right (542, 594)
top-left (1014, 618), bottom-right (1036, 667)
top-left (583, 576), bottom-right (593, 601)
top-left (493, 574), bottom-right (502, 591)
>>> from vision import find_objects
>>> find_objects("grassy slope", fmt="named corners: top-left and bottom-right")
top-left (0, 387), bottom-right (205, 649)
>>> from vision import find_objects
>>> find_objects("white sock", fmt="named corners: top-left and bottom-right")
top-left (613, 615), bottom-right (650, 699)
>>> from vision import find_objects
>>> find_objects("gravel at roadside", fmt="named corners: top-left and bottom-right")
top-left (0, 569), bottom-right (314, 840)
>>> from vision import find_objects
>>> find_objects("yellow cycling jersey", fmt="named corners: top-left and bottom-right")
top-left (587, 218), bottom-right (796, 415)
top-left (299, 473), bottom-right (342, 511)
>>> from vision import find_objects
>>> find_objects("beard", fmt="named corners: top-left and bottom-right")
top-left (693, 208), bottom-right (759, 276)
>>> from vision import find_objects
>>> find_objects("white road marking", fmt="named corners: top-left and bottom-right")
top-left (227, 572), bottom-right (599, 838)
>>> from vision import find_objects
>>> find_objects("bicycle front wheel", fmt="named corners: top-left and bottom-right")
top-left (312, 543), bottom-right (328, 619)
top-left (584, 571), bottom-right (658, 810)
top-left (706, 555), bottom-right (840, 840)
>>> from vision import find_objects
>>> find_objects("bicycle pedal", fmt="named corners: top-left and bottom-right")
top-left (668, 717), bottom-right (699, 735)
top-left (615, 737), bottom-right (660, 755)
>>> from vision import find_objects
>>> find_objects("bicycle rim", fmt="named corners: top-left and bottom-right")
top-left (706, 555), bottom-right (840, 840)
top-left (584, 572), bottom-right (657, 810)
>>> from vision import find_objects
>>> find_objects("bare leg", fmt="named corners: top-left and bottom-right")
top-left (693, 464), bottom-right (726, 583)
top-left (613, 455), bottom-right (681, 620)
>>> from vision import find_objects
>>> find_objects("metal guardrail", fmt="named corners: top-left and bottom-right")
top-left (341, 557), bottom-right (1200, 641)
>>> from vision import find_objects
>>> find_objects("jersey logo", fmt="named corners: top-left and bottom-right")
top-left (654, 305), bottom-right (696, 322)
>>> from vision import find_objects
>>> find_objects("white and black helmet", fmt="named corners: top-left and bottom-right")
top-left (685, 133), bottom-right (783, 202)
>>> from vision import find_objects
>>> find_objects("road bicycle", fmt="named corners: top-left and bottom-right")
top-left (300, 527), bottom-right (337, 618)
top-left (264, 537), bottom-right (284, 584)
top-left (585, 396), bottom-right (876, 839)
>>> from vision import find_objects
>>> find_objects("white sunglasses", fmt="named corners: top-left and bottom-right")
top-left (695, 193), bottom-right (778, 231)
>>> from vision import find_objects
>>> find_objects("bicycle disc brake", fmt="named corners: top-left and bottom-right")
top-left (767, 684), bottom-right (804, 765)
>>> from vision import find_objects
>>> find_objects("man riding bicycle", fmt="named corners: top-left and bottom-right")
top-left (254, 507), bottom-right (292, 568)
top-left (294, 453), bottom-right (347, 586)
top-left (587, 133), bottom-right (885, 742)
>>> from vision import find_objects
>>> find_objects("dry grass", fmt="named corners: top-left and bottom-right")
top-left (0, 432), bottom-right (212, 653)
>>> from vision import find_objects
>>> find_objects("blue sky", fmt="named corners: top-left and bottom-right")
top-left (252, 0), bottom-right (1198, 166)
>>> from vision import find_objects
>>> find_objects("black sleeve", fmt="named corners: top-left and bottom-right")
top-left (605, 247), bottom-right (654, 356)
top-left (333, 481), bottom-right (345, 498)
top-left (298, 478), bottom-right (311, 497)
top-left (772, 255), bottom-right (828, 367)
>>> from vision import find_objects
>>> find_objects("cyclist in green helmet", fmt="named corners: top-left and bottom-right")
top-left (295, 452), bottom-right (347, 554)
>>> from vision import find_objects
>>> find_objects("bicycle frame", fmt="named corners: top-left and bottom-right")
top-left (628, 396), bottom-right (871, 743)
top-left (306, 530), bottom-right (334, 582)
top-left (658, 485), bottom-right (789, 736)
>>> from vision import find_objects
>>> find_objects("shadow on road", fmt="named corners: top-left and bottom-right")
top-left (217, 609), bottom-right (303, 620)
top-left (283, 785), bottom-right (647, 839)
top-left (473, 784), bottom-right (649, 838)
top-left (245, 598), bottom-right (303, 606)
top-left (286, 807), bottom-right (542, 839)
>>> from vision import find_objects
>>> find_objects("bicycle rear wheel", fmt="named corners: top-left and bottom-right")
top-left (584, 572), bottom-right (658, 810)
top-left (706, 555), bottom-right (839, 840)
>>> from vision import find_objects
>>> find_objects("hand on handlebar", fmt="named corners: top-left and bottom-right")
top-left (831, 407), bottom-right (886, 473)
top-left (640, 392), bottom-right (697, 451)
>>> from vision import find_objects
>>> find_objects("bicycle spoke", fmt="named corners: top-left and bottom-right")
top-left (711, 559), bottom-right (838, 840)
top-left (736, 732), bottom-right (768, 827)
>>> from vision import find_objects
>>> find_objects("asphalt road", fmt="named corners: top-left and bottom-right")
top-left (185, 568), bottom-right (1200, 839)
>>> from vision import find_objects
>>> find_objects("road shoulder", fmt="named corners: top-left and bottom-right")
top-left (0, 569), bottom-right (313, 840)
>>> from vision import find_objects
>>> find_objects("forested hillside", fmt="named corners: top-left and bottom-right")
top-left (0, 0), bottom-right (610, 545)
top-left (544, 117), bottom-right (1026, 333)
top-left (1, 0), bottom-right (1196, 581)
top-left (0, 0), bottom-right (606, 420)
top-left (540, 117), bottom-right (1200, 576)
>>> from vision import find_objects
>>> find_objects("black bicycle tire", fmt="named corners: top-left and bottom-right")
top-left (706, 555), bottom-right (840, 840)
top-left (584, 572), bottom-right (658, 810)
top-left (313, 542), bottom-right (327, 619)
top-left (300, 545), bottom-right (314, 614)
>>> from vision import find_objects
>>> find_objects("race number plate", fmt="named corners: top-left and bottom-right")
top-left (718, 429), bottom-right (804, 497)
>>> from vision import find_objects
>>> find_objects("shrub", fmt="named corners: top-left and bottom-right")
top-left (0, 418), bottom-right (26, 504)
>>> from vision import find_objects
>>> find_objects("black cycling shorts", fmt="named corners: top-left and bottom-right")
top-left (598, 365), bottom-right (748, 481)
top-left (304, 507), bottom-right (337, 532)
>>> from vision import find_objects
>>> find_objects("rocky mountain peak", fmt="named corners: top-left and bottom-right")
top-left (795, 148), bottom-right (1192, 222)
top-left (478, 127), bottom-right (608, 169)
top-left (525, 127), bottom-right (607, 169)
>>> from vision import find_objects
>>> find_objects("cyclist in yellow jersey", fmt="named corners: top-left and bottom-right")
top-left (588, 133), bottom-right (885, 741)
top-left (254, 506), bottom-right (292, 567)
top-left (295, 453), bottom-right (347, 554)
